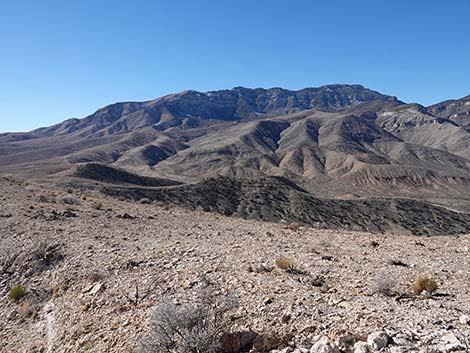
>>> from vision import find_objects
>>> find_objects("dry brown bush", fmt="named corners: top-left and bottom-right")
top-left (275, 257), bottom-right (295, 271)
top-left (413, 276), bottom-right (438, 294)
top-left (18, 300), bottom-right (38, 319)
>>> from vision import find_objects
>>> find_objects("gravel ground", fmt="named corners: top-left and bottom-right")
top-left (1, 176), bottom-right (470, 353)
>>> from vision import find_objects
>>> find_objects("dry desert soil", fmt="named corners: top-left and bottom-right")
top-left (1, 176), bottom-right (470, 353)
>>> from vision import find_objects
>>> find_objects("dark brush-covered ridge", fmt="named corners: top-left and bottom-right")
top-left (100, 176), bottom-right (470, 236)
top-left (73, 163), bottom-right (181, 187)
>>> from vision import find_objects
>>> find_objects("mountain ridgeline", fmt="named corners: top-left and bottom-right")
top-left (2, 84), bottom-right (470, 234)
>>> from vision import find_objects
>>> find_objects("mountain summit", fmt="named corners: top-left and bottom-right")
top-left (1, 84), bottom-right (469, 207)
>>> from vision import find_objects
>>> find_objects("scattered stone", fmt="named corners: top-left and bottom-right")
top-left (311, 275), bottom-right (326, 287)
top-left (62, 209), bottom-right (78, 217)
top-left (353, 341), bottom-right (370, 353)
top-left (321, 255), bottom-right (334, 261)
top-left (310, 336), bottom-right (340, 353)
top-left (89, 282), bottom-right (105, 296)
top-left (117, 213), bottom-right (135, 219)
top-left (281, 313), bottom-right (292, 323)
top-left (367, 331), bottom-right (390, 350)
top-left (438, 333), bottom-right (466, 352)
top-left (459, 314), bottom-right (470, 325)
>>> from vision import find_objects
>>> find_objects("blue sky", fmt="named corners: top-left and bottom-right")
top-left (0, 0), bottom-right (469, 132)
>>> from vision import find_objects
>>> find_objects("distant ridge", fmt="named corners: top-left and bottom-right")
top-left (1, 84), bottom-right (470, 213)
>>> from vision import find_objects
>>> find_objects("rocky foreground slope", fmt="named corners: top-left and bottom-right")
top-left (1, 176), bottom-right (470, 352)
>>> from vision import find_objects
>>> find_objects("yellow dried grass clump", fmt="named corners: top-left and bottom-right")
top-left (413, 276), bottom-right (438, 294)
top-left (275, 257), bottom-right (295, 271)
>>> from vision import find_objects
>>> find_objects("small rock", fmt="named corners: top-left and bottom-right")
top-left (353, 342), bottom-right (369, 353)
top-left (392, 334), bottom-right (414, 346)
top-left (281, 313), bottom-right (291, 323)
top-left (117, 213), bottom-right (135, 219)
top-left (459, 314), bottom-right (470, 325)
top-left (310, 336), bottom-right (340, 353)
top-left (367, 331), bottom-right (390, 350)
top-left (89, 282), bottom-right (105, 295)
top-left (264, 297), bottom-right (274, 305)
top-left (389, 347), bottom-right (407, 353)
top-left (337, 333), bottom-right (356, 348)
top-left (439, 333), bottom-right (465, 352)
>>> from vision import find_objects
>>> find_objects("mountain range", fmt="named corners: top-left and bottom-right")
top-left (1, 84), bottom-right (470, 212)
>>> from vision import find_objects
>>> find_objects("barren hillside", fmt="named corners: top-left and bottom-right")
top-left (1, 177), bottom-right (470, 353)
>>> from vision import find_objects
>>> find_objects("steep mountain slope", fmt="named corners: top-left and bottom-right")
top-left (0, 85), bottom-right (399, 176)
top-left (428, 95), bottom-right (470, 130)
top-left (153, 109), bottom-right (470, 190)
top-left (14, 84), bottom-right (398, 140)
top-left (1, 84), bottom-right (470, 206)
top-left (377, 104), bottom-right (470, 159)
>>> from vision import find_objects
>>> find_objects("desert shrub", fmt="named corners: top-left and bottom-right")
top-left (376, 272), bottom-right (398, 296)
top-left (140, 282), bottom-right (237, 353)
top-left (274, 257), bottom-right (308, 275)
top-left (62, 196), bottom-right (82, 205)
top-left (92, 201), bottom-right (103, 210)
top-left (388, 259), bottom-right (409, 267)
top-left (33, 240), bottom-right (63, 266)
top-left (413, 276), bottom-right (438, 294)
top-left (9, 284), bottom-right (26, 301)
top-left (275, 257), bottom-right (295, 271)
top-left (284, 223), bottom-right (301, 231)
top-left (37, 195), bottom-right (56, 203)
top-left (19, 300), bottom-right (38, 318)
top-left (0, 248), bottom-right (17, 275)
top-left (311, 275), bottom-right (326, 287)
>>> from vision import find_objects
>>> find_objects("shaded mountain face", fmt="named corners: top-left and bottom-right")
top-left (427, 95), bottom-right (470, 131)
top-left (1, 85), bottom-right (470, 206)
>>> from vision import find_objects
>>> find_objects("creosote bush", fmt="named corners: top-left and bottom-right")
top-left (9, 284), bottom-right (26, 301)
top-left (413, 276), bottom-right (438, 294)
top-left (140, 280), bottom-right (237, 353)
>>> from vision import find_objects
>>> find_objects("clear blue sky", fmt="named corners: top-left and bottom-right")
top-left (1, 0), bottom-right (469, 132)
